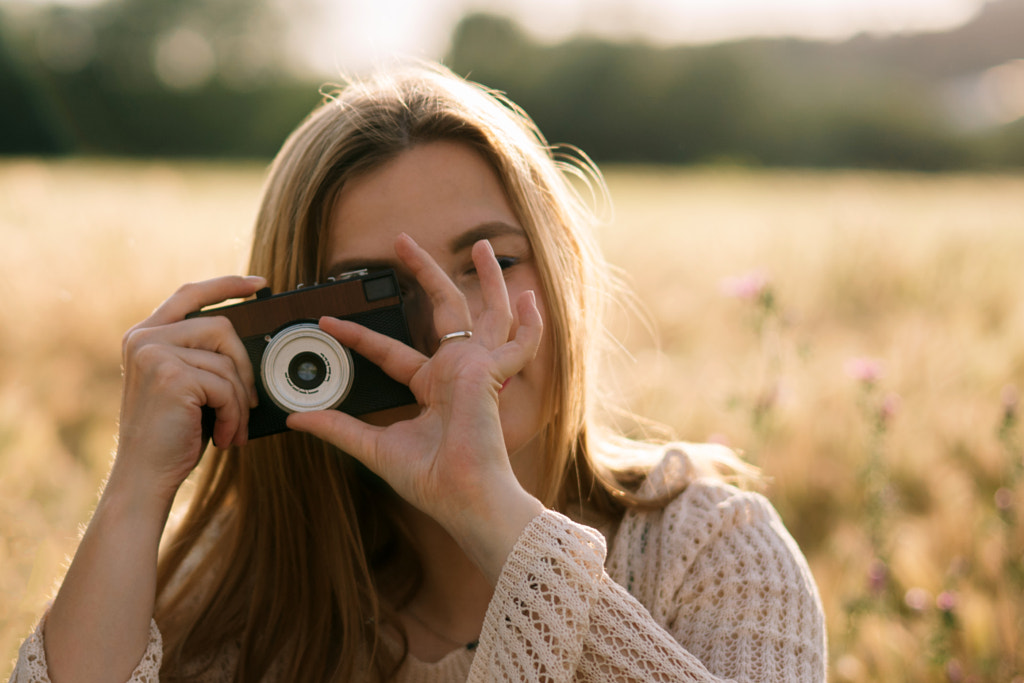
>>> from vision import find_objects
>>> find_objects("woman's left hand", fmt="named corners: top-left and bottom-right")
top-left (287, 233), bottom-right (545, 578)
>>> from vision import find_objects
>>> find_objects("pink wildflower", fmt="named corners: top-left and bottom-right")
top-left (904, 587), bottom-right (931, 611)
top-left (844, 357), bottom-right (884, 384)
top-left (720, 271), bottom-right (769, 301)
top-left (867, 558), bottom-right (888, 596)
top-left (877, 392), bottom-right (901, 428)
top-left (1004, 384), bottom-right (1019, 410)
top-left (1003, 384), bottom-right (1019, 421)
top-left (881, 393), bottom-right (900, 418)
top-left (936, 590), bottom-right (958, 612)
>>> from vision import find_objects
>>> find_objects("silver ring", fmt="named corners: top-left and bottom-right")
top-left (438, 330), bottom-right (473, 344)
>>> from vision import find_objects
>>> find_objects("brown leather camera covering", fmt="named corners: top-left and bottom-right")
top-left (191, 279), bottom-right (399, 339)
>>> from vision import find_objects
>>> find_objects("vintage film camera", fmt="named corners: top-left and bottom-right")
top-left (187, 269), bottom-right (416, 440)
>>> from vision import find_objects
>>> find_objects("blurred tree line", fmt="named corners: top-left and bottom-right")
top-left (0, 0), bottom-right (322, 156)
top-left (2, 0), bottom-right (1024, 168)
top-left (444, 6), bottom-right (1024, 170)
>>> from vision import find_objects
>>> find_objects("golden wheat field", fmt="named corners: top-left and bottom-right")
top-left (2, 158), bottom-right (1023, 681)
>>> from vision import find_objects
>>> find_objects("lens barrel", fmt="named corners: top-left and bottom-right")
top-left (260, 323), bottom-right (354, 413)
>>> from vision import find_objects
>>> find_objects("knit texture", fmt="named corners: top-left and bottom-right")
top-left (10, 618), bottom-right (162, 683)
top-left (10, 449), bottom-right (826, 682)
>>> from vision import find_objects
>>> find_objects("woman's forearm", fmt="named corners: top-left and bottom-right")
top-left (44, 471), bottom-right (172, 683)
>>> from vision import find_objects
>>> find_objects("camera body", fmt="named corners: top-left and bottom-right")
top-left (187, 269), bottom-right (416, 440)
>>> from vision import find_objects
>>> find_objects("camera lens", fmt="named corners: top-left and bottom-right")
top-left (261, 323), bottom-right (354, 413)
top-left (288, 351), bottom-right (327, 390)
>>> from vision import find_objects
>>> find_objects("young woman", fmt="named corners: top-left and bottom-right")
top-left (13, 62), bottom-right (826, 682)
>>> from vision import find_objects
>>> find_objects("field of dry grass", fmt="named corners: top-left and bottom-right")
top-left (2, 158), bottom-right (1022, 680)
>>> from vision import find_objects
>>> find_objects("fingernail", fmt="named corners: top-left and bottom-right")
top-left (245, 275), bottom-right (267, 286)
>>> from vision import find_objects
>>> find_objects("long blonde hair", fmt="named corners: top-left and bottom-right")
top-left (154, 62), bottom-right (745, 682)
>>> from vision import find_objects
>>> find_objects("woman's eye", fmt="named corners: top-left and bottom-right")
top-left (495, 256), bottom-right (520, 271)
top-left (464, 256), bottom-right (519, 277)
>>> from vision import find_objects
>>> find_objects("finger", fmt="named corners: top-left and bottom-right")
top-left (125, 316), bottom-right (258, 407)
top-left (471, 239), bottom-right (514, 349)
top-left (191, 365), bottom-right (249, 448)
top-left (491, 290), bottom-right (543, 379)
top-left (287, 409), bottom-right (382, 470)
top-left (129, 341), bottom-right (251, 449)
top-left (318, 316), bottom-right (425, 388)
top-left (394, 234), bottom-right (472, 335)
top-left (129, 343), bottom-right (249, 449)
top-left (173, 347), bottom-right (252, 443)
top-left (141, 275), bottom-right (266, 329)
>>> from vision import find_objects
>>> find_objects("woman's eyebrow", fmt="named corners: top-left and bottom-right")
top-left (448, 222), bottom-right (526, 253)
top-left (324, 222), bottom-right (525, 279)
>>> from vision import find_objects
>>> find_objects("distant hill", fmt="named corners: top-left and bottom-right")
top-left (693, 0), bottom-right (1024, 91)
top-left (446, 0), bottom-right (1024, 169)
top-left (835, 0), bottom-right (1024, 80)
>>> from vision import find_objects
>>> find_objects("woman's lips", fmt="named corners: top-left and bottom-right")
top-left (499, 377), bottom-right (511, 392)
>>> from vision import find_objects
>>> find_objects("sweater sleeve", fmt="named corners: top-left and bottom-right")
top-left (467, 483), bottom-right (826, 683)
top-left (8, 613), bottom-right (163, 683)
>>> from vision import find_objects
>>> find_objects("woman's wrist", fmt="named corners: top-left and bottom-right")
top-left (102, 458), bottom-right (180, 528)
top-left (445, 482), bottom-right (545, 585)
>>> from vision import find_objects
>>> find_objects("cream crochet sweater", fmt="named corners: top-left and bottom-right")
top-left (11, 448), bottom-right (827, 682)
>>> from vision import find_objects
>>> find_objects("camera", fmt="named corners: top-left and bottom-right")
top-left (187, 269), bottom-right (416, 440)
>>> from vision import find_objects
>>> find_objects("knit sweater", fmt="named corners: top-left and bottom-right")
top-left (10, 447), bottom-right (827, 682)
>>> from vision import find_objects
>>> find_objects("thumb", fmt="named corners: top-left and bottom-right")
top-left (287, 410), bottom-right (380, 465)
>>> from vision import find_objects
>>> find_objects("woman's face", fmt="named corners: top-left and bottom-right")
top-left (324, 141), bottom-right (554, 484)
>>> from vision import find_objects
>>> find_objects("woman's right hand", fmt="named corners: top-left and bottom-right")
top-left (109, 275), bottom-right (265, 507)
top-left (43, 275), bottom-right (265, 683)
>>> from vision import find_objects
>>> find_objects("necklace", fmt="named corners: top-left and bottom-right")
top-left (403, 608), bottom-right (480, 651)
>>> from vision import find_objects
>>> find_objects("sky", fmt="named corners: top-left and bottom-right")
top-left (296, 0), bottom-right (987, 75)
